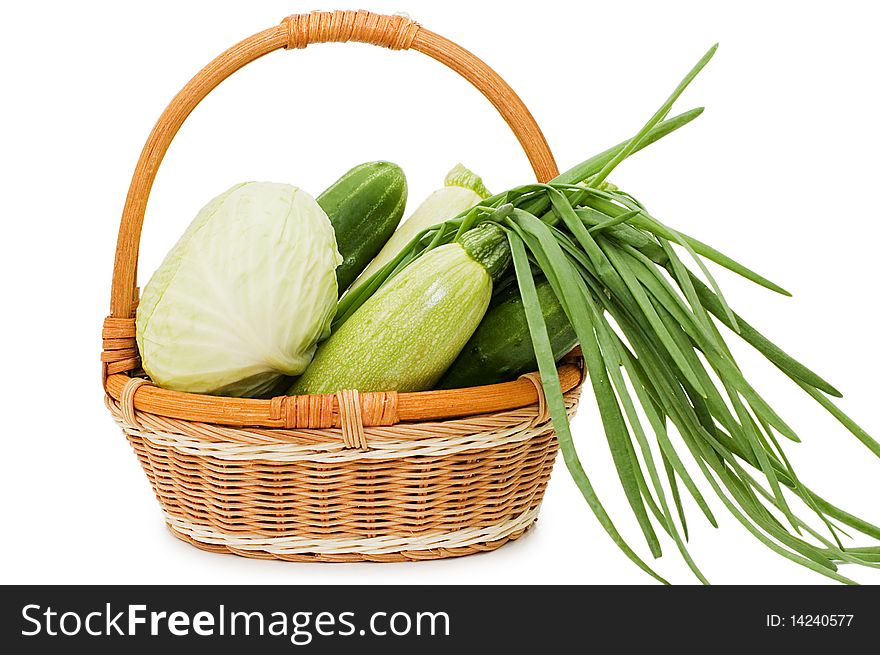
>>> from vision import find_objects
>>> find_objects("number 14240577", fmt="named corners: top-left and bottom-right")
top-left (766, 614), bottom-right (854, 628)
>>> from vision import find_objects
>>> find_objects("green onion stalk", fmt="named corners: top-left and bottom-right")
top-left (335, 45), bottom-right (879, 584)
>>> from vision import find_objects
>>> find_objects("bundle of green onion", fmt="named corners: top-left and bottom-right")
top-left (336, 45), bottom-right (879, 583)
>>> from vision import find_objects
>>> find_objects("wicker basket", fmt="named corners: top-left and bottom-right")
top-left (102, 10), bottom-right (585, 562)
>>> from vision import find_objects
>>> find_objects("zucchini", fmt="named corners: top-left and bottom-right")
top-left (318, 161), bottom-right (407, 293)
top-left (438, 276), bottom-right (577, 389)
top-left (290, 223), bottom-right (510, 394)
top-left (350, 164), bottom-right (489, 292)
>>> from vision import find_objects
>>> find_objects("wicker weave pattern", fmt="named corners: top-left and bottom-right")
top-left (113, 390), bottom-right (578, 560)
top-left (165, 506), bottom-right (540, 556)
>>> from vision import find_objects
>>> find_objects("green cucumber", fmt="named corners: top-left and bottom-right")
top-left (438, 276), bottom-right (578, 389)
top-left (290, 223), bottom-right (510, 394)
top-left (318, 161), bottom-right (407, 293)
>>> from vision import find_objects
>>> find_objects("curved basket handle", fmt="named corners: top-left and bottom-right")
top-left (108, 10), bottom-right (558, 319)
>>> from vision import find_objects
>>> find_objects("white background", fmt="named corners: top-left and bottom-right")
top-left (1, 0), bottom-right (878, 585)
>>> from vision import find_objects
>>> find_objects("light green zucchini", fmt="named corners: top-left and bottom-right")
top-left (350, 164), bottom-right (489, 292)
top-left (290, 223), bottom-right (510, 394)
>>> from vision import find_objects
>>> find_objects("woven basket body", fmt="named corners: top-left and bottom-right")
top-left (102, 10), bottom-right (583, 561)
top-left (107, 389), bottom-right (580, 561)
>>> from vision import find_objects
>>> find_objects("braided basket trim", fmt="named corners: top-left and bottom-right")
top-left (108, 393), bottom-right (579, 462)
top-left (165, 505), bottom-right (539, 556)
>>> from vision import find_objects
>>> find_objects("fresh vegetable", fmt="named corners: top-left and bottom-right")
top-left (438, 277), bottom-right (577, 388)
top-left (318, 161), bottom-right (407, 293)
top-left (334, 46), bottom-right (880, 584)
top-left (351, 164), bottom-right (489, 291)
top-left (331, 108), bottom-right (705, 332)
top-left (136, 182), bottom-right (341, 397)
top-left (290, 222), bottom-right (510, 394)
top-left (445, 162), bottom-right (491, 198)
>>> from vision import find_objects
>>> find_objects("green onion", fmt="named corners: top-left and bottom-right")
top-left (340, 45), bottom-right (878, 583)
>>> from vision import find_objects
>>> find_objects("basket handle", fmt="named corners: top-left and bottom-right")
top-left (108, 10), bottom-right (558, 319)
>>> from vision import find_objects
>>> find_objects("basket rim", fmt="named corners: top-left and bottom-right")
top-left (104, 354), bottom-right (584, 430)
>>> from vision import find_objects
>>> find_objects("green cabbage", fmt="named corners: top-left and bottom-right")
top-left (136, 182), bottom-right (342, 397)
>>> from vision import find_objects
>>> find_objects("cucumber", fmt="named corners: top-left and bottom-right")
top-left (437, 276), bottom-right (577, 389)
top-left (318, 161), bottom-right (407, 294)
top-left (350, 164), bottom-right (490, 292)
top-left (290, 223), bottom-right (510, 394)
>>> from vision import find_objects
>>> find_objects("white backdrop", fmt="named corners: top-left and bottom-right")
top-left (1, 0), bottom-right (878, 585)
